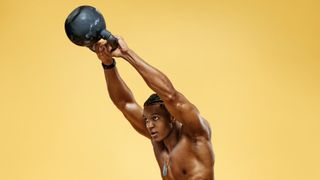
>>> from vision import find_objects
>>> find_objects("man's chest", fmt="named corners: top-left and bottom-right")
top-left (153, 137), bottom-right (203, 179)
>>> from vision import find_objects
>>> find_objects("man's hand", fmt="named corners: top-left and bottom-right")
top-left (107, 36), bottom-right (130, 58)
top-left (94, 39), bottom-right (113, 65)
top-left (94, 36), bottom-right (130, 64)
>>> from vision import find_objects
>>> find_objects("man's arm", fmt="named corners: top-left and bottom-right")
top-left (113, 37), bottom-right (211, 139)
top-left (95, 40), bottom-right (150, 139)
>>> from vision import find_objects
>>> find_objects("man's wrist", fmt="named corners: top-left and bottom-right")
top-left (121, 49), bottom-right (134, 61)
top-left (101, 58), bottom-right (113, 65)
top-left (102, 58), bottom-right (116, 70)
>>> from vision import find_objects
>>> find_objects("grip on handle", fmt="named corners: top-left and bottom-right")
top-left (100, 29), bottom-right (119, 52)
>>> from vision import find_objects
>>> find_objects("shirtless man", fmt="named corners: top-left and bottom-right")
top-left (93, 37), bottom-right (214, 180)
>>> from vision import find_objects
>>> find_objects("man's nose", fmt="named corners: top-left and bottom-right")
top-left (146, 121), bottom-right (154, 128)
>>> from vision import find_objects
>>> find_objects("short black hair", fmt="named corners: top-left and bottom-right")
top-left (144, 93), bottom-right (164, 106)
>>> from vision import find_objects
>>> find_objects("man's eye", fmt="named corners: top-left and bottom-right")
top-left (153, 116), bottom-right (159, 121)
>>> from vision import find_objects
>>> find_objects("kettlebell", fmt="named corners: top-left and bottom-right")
top-left (65, 5), bottom-right (118, 51)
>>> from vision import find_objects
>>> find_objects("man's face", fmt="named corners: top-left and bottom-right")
top-left (143, 104), bottom-right (172, 142)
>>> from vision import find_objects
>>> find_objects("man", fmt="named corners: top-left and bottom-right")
top-left (93, 37), bottom-right (214, 180)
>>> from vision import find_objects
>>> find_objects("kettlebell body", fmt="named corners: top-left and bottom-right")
top-left (65, 5), bottom-right (118, 49)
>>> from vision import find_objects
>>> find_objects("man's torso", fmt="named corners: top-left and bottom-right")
top-left (152, 127), bottom-right (214, 180)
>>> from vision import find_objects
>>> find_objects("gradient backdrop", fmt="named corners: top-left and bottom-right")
top-left (0, 0), bottom-right (319, 179)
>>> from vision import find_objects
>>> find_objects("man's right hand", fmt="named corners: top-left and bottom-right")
top-left (107, 36), bottom-right (130, 58)
top-left (94, 36), bottom-right (130, 64)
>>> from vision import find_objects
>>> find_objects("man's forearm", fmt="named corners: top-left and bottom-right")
top-left (122, 49), bottom-right (177, 101)
top-left (103, 67), bottom-right (136, 109)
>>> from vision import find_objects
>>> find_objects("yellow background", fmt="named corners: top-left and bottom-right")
top-left (0, 0), bottom-right (319, 179)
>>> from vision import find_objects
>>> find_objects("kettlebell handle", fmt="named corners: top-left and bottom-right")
top-left (100, 29), bottom-right (118, 52)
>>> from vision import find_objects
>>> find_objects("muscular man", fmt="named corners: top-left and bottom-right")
top-left (93, 37), bottom-right (214, 180)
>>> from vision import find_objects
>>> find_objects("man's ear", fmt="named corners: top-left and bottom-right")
top-left (170, 116), bottom-right (176, 122)
top-left (169, 116), bottom-right (175, 129)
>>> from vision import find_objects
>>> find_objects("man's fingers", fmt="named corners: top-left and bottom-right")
top-left (94, 43), bottom-right (100, 53)
top-left (94, 39), bottom-right (107, 52)
top-left (94, 43), bottom-right (105, 53)
top-left (99, 45), bottom-right (105, 52)
top-left (106, 42), bottom-right (113, 52)
top-left (112, 35), bottom-right (128, 50)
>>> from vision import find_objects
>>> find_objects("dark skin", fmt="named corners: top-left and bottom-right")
top-left (94, 37), bottom-right (214, 180)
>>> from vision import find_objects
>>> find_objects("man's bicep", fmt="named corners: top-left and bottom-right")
top-left (120, 102), bottom-right (151, 139)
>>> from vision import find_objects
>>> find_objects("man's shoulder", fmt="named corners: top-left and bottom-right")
top-left (180, 118), bottom-right (212, 141)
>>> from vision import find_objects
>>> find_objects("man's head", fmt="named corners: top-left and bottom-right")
top-left (143, 93), bottom-right (174, 142)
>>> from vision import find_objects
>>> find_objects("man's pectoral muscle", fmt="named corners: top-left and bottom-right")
top-left (152, 127), bottom-right (214, 180)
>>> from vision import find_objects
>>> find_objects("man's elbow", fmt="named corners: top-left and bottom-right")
top-left (162, 90), bottom-right (179, 103)
top-left (114, 100), bottom-right (130, 111)
top-left (110, 96), bottom-right (135, 110)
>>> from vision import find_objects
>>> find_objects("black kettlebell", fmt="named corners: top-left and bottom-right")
top-left (65, 5), bottom-right (118, 51)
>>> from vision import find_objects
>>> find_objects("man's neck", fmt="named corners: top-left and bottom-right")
top-left (163, 123), bottom-right (180, 152)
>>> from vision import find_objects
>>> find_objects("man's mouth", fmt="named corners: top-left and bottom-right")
top-left (150, 131), bottom-right (158, 138)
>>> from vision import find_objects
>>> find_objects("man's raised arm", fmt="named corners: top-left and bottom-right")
top-left (112, 37), bottom-right (211, 139)
top-left (94, 40), bottom-right (150, 138)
